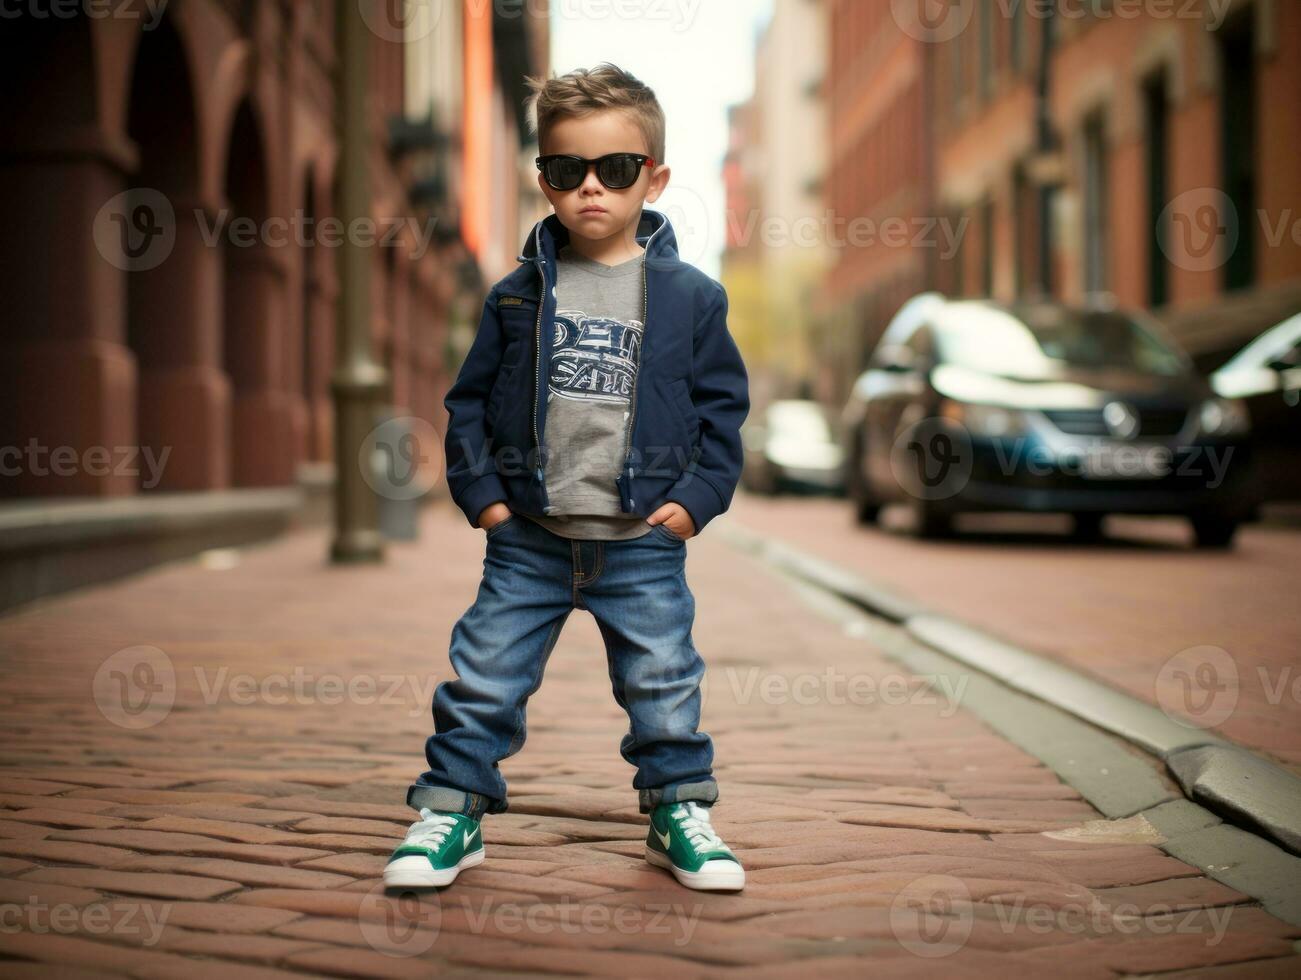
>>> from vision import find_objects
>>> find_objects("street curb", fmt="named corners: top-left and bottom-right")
top-left (718, 518), bottom-right (1301, 859)
top-left (1166, 745), bottom-right (1301, 856)
top-left (719, 520), bottom-right (926, 623)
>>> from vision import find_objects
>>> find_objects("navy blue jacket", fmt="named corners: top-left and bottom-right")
top-left (443, 207), bottom-right (750, 535)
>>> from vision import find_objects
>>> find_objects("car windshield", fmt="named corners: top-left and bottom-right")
top-left (935, 304), bottom-right (1188, 380)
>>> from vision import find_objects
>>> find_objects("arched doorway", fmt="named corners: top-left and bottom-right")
top-left (127, 17), bottom-right (229, 491)
top-left (222, 101), bottom-right (293, 486)
top-left (298, 170), bottom-right (334, 462)
top-left (299, 174), bottom-right (318, 460)
top-left (0, 15), bottom-right (136, 497)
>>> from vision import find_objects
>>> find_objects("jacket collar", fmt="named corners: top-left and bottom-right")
top-left (517, 207), bottom-right (676, 264)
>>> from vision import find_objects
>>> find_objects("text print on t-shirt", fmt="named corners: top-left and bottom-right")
top-left (548, 310), bottom-right (644, 404)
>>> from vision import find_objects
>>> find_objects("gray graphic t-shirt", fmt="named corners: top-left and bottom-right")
top-left (521, 243), bottom-right (654, 540)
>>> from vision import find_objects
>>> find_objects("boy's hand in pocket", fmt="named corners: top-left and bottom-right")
top-left (646, 503), bottom-right (695, 540)
top-left (478, 502), bottom-right (512, 532)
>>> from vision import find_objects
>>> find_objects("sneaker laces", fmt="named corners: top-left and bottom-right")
top-left (671, 801), bottom-right (725, 853)
top-left (404, 807), bottom-right (459, 849)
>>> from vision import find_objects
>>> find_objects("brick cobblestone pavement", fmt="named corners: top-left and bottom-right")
top-left (1, 500), bottom-right (1298, 976)
top-left (727, 492), bottom-right (1301, 773)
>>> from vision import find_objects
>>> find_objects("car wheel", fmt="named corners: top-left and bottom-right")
top-left (854, 494), bottom-right (881, 525)
top-left (848, 469), bottom-right (880, 525)
top-left (908, 497), bottom-right (953, 539)
top-left (1071, 513), bottom-right (1106, 541)
top-left (846, 432), bottom-right (880, 524)
top-left (1190, 514), bottom-right (1239, 549)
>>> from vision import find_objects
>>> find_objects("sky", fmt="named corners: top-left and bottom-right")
top-left (548, 0), bottom-right (774, 279)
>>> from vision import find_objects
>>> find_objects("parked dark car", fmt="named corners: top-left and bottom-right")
top-left (741, 399), bottom-right (845, 495)
top-left (1211, 312), bottom-right (1301, 507)
top-left (841, 295), bottom-right (1253, 547)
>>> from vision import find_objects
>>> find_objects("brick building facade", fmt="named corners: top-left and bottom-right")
top-left (822, 0), bottom-right (1301, 401)
top-left (818, 0), bottom-right (935, 406)
top-left (0, 1), bottom-right (546, 500)
top-left (935, 0), bottom-right (1300, 360)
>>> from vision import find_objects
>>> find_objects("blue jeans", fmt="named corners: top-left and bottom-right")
top-left (407, 513), bottom-right (718, 820)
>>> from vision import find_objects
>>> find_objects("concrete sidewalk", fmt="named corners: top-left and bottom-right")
top-left (0, 501), bottom-right (1297, 977)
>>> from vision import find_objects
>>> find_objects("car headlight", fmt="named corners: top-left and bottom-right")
top-left (940, 401), bottom-right (1029, 438)
top-left (1198, 397), bottom-right (1250, 437)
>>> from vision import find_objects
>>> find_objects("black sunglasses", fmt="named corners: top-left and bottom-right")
top-left (535, 152), bottom-right (657, 191)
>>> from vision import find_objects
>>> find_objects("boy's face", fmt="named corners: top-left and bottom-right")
top-left (538, 109), bottom-right (670, 245)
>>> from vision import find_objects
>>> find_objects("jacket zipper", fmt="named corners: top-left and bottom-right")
top-left (620, 220), bottom-right (663, 510)
top-left (528, 216), bottom-right (662, 512)
top-left (531, 223), bottom-right (549, 509)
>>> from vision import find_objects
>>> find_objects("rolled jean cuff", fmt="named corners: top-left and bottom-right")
top-left (407, 783), bottom-right (496, 821)
top-left (639, 778), bottom-right (719, 813)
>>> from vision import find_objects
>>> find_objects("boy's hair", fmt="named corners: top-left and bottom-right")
top-left (524, 62), bottom-right (665, 164)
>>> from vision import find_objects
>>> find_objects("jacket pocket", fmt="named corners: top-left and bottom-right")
top-left (497, 294), bottom-right (540, 341)
top-left (485, 358), bottom-right (522, 432)
top-left (669, 377), bottom-right (700, 448)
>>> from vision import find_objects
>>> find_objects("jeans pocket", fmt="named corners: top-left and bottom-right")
top-left (485, 514), bottom-right (517, 537)
top-left (653, 522), bottom-right (686, 544)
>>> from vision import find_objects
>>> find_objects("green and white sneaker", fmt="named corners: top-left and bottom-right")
top-left (383, 807), bottom-right (485, 888)
top-left (645, 800), bottom-right (745, 891)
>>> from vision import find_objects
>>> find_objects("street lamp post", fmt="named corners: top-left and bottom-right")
top-left (330, 0), bottom-right (388, 564)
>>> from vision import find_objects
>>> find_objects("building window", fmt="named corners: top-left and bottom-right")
top-left (1010, 0), bottom-right (1025, 74)
top-left (1012, 165), bottom-right (1026, 297)
top-left (952, 207), bottom-right (968, 298)
top-left (1142, 71), bottom-right (1170, 308)
top-left (1082, 110), bottom-right (1109, 297)
top-left (1219, 13), bottom-right (1257, 292)
top-left (951, 30), bottom-right (964, 109)
top-left (979, 0), bottom-right (994, 99)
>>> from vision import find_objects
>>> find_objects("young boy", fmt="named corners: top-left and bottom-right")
top-left (385, 64), bottom-right (750, 892)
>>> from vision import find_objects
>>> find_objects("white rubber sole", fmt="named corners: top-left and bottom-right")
top-left (383, 847), bottom-right (485, 888)
top-left (645, 845), bottom-right (745, 891)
